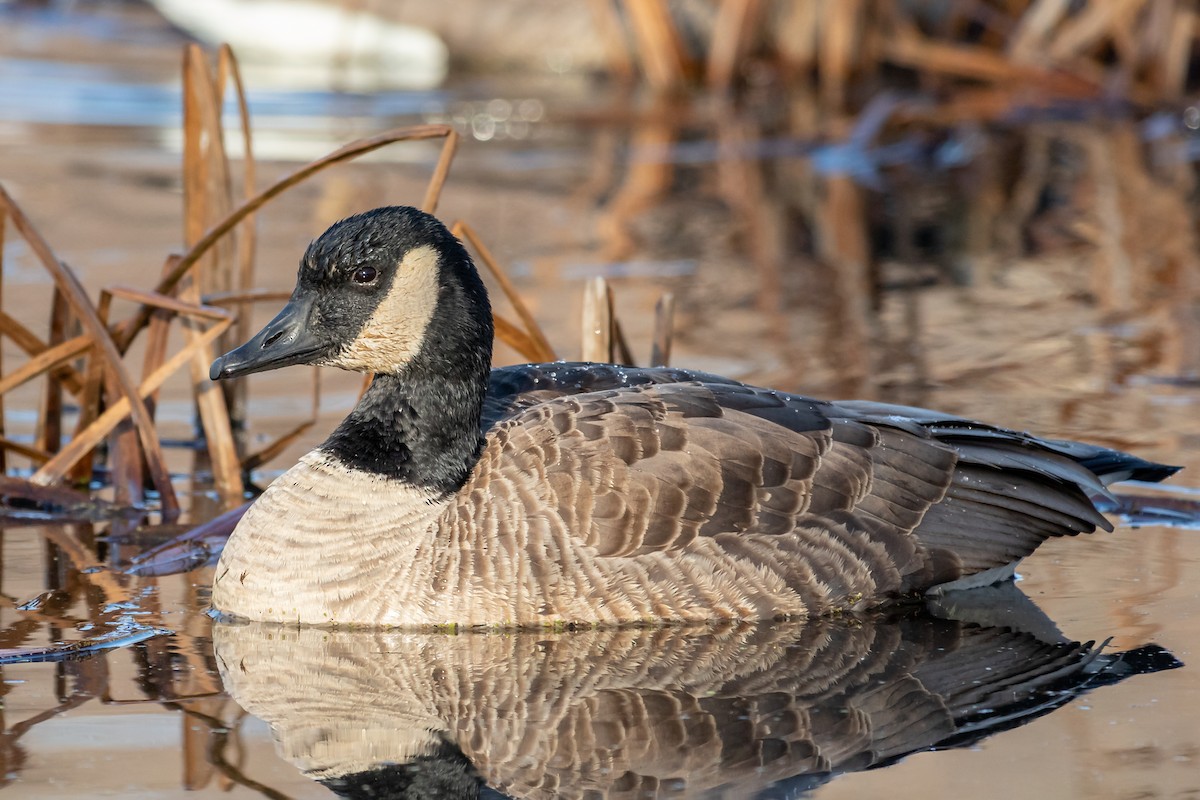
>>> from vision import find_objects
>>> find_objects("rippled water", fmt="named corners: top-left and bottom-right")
top-left (1, 3), bottom-right (1199, 798)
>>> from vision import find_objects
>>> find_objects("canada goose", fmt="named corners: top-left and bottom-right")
top-left (213, 605), bottom-right (1179, 798)
top-left (208, 205), bottom-right (1181, 628)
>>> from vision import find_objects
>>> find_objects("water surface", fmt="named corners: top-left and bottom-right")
top-left (1, 3), bottom-right (1199, 798)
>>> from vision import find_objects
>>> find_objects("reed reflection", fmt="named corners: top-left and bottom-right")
top-left (214, 589), bottom-right (1179, 799)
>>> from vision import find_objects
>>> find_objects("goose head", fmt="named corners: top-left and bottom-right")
top-left (210, 206), bottom-right (492, 382)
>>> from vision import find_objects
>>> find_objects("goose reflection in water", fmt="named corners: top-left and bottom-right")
top-left (214, 586), bottom-right (1179, 800)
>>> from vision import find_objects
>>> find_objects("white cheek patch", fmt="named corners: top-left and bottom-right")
top-left (326, 244), bottom-right (441, 373)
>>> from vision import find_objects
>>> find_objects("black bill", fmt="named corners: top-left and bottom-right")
top-left (210, 294), bottom-right (329, 380)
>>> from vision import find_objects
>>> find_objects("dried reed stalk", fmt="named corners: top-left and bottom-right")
top-left (0, 437), bottom-right (50, 464)
top-left (493, 316), bottom-right (555, 363)
top-left (588, 0), bottom-right (637, 83)
top-left (0, 213), bottom-right (5, 473)
top-left (621, 0), bottom-right (692, 91)
top-left (0, 185), bottom-right (179, 517)
top-left (217, 44), bottom-right (258, 435)
top-left (199, 288), bottom-right (320, 472)
top-left (707, 0), bottom-right (763, 91)
top-left (1008, 0), bottom-right (1073, 62)
top-left (650, 292), bottom-right (675, 367)
top-left (67, 295), bottom-right (111, 487)
top-left (818, 0), bottom-right (863, 109)
top-left (452, 221), bottom-right (556, 362)
top-left (0, 335), bottom-right (90, 397)
top-left (612, 315), bottom-right (635, 366)
top-left (240, 367), bottom-right (320, 472)
top-left (202, 289), bottom-right (292, 308)
top-left (581, 276), bottom-right (614, 362)
top-left (422, 130), bottom-right (459, 214)
top-left (775, 0), bottom-right (820, 74)
top-left (181, 44), bottom-right (244, 504)
top-left (32, 294), bottom-right (232, 489)
top-left (37, 288), bottom-right (69, 456)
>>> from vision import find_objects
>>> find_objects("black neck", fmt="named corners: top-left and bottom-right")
top-left (319, 233), bottom-right (494, 493)
top-left (322, 369), bottom-right (488, 494)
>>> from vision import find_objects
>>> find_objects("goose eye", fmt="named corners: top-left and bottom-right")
top-left (352, 266), bottom-right (378, 284)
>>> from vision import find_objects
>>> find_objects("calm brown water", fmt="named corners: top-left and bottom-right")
top-left (1, 3), bottom-right (1199, 798)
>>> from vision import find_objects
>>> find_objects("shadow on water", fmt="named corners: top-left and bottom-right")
top-left (211, 587), bottom-right (1180, 799)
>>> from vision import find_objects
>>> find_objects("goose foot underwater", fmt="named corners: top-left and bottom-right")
top-left (208, 206), bottom-right (1181, 629)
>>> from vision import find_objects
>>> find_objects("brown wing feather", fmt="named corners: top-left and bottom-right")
top-left (468, 364), bottom-right (1164, 615)
top-left (478, 375), bottom-right (960, 608)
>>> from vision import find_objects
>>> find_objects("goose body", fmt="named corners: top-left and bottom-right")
top-left (209, 206), bottom-right (1180, 628)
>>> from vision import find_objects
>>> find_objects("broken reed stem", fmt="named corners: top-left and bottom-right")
top-left (139, 256), bottom-right (180, 414)
top-left (452, 221), bottom-right (556, 362)
top-left (650, 292), bottom-right (675, 367)
top-left (113, 124), bottom-right (457, 353)
top-left (612, 316), bottom-right (636, 366)
top-left (707, 0), bottom-right (763, 91)
top-left (106, 285), bottom-right (231, 321)
top-left (581, 276), bottom-right (614, 363)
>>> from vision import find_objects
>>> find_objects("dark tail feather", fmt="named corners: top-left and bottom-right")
top-left (1085, 643), bottom-right (1184, 685)
top-left (1042, 439), bottom-right (1183, 486)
